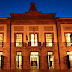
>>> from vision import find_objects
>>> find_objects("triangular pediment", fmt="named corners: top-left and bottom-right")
top-left (29, 2), bottom-right (37, 11)
top-left (25, 2), bottom-right (41, 13)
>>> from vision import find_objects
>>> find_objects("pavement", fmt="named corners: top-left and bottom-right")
top-left (0, 69), bottom-right (72, 72)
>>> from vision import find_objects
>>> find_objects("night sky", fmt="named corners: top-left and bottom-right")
top-left (0, 0), bottom-right (72, 18)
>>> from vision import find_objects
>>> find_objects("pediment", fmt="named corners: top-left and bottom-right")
top-left (25, 2), bottom-right (41, 13)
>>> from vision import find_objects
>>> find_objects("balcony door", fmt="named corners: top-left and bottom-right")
top-left (30, 33), bottom-right (38, 46)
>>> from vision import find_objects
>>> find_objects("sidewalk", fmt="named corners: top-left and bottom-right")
top-left (0, 69), bottom-right (72, 72)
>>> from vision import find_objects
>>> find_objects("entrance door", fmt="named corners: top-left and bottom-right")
top-left (30, 52), bottom-right (39, 69)
top-left (16, 52), bottom-right (22, 69)
top-left (48, 52), bottom-right (54, 69)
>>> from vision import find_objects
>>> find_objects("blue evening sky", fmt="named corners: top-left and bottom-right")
top-left (0, 0), bottom-right (72, 18)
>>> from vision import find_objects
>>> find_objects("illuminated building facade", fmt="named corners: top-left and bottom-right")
top-left (0, 2), bottom-right (72, 69)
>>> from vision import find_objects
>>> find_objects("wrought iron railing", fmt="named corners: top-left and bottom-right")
top-left (45, 42), bottom-right (54, 47)
top-left (0, 42), bottom-right (3, 47)
top-left (15, 42), bottom-right (23, 47)
top-left (66, 42), bottom-right (72, 47)
top-left (14, 42), bottom-right (55, 47)
top-left (28, 42), bottom-right (41, 46)
top-left (14, 42), bottom-right (41, 47)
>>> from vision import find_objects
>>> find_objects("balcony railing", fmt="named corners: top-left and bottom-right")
top-left (14, 42), bottom-right (54, 47)
top-left (66, 42), bottom-right (72, 47)
top-left (43, 42), bottom-right (54, 47)
top-left (0, 42), bottom-right (3, 47)
top-left (14, 42), bottom-right (41, 47)
top-left (14, 42), bottom-right (23, 47)
top-left (28, 42), bottom-right (41, 46)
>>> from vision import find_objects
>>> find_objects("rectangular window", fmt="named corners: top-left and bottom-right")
top-left (65, 33), bottom-right (72, 46)
top-left (0, 34), bottom-right (3, 47)
top-left (16, 34), bottom-right (22, 47)
top-left (45, 34), bottom-right (53, 47)
top-left (30, 34), bottom-right (38, 46)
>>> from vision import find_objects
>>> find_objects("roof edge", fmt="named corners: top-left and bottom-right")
top-left (56, 17), bottom-right (72, 19)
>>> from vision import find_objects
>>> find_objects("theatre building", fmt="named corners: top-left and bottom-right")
top-left (0, 2), bottom-right (72, 70)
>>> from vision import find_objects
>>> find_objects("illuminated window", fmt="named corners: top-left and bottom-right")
top-left (0, 52), bottom-right (3, 69)
top-left (16, 52), bottom-right (22, 69)
top-left (31, 34), bottom-right (38, 46)
top-left (48, 52), bottom-right (53, 55)
top-left (0, 34), bottom-right (3, 47)
top-left (67, 51), bottom-right (72, 55)
top-left (65, 33), bottom-right (72, 46)
top-left (16, 52), bottom-right (22, 55)
top-left (46, 34), bottom-right (53, 47)
top-left (47, 52), bottom-right (54, 69)
top-left (16, 34), bottom-right (22, 47)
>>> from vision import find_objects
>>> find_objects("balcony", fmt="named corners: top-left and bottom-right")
top-left (14, 42), bottom-right (41, 47)
top-left (28, 42), bottom-right (41, 46)
top-left (65, 42), bottom-right (72, 47)
top-left (14, 42), bottom-right (24, 47)
top-left (43, 42), bottom-right (54, 47)
top-left (0, 42), bottom-right (3, 47)
top-left (14, 42), bottom-right (55, 47)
